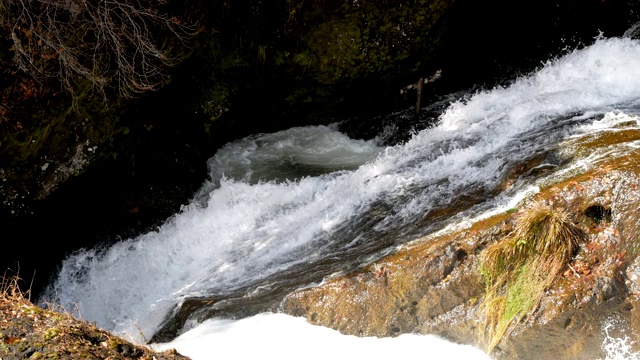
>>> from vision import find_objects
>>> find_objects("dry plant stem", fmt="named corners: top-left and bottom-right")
top-left (0, 271), bottom-right (29, 301)
top-left (4, 0), bottom-right (196, 99)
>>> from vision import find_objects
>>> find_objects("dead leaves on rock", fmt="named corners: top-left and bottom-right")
top-left (0, 277), bottom-right (190, 360)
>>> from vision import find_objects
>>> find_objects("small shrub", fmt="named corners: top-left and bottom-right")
top-left (480, 201), bottom-right (582, 351)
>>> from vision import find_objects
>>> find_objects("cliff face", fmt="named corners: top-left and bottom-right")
top-left (281, 118), bottom-right (640, 359)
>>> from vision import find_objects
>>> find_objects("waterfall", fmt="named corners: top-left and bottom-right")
top-left (43, 35), bottom-right (640, 358)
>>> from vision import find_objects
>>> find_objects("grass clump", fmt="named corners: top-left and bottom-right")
top-left (480, 201), bottom-right (582, 351)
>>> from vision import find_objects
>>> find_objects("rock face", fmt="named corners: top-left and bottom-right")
top-left (281, 121), bottom-right (640, 359)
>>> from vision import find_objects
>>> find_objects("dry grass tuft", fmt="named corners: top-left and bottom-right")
top-left (0, 270), bottom-right (31, 302)
top-left (480, 201), bottom-right (583, 352)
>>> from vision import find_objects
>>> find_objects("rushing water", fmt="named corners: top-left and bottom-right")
top-left (42, 35), bottom-right (640, 357)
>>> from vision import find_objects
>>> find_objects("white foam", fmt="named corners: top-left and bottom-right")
top-left (600, 319), bottom-right (640, 360)
top-left (576, 112), bottom-right (640, 133)
top-left (152, 313), bottom-right (491, 360)
top-left (200, 125), bottom-right (382, 187)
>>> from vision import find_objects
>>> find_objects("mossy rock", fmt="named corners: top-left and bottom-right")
top-left (0, 285), bottom-right (190, 360)
top-left (295, 0), bottom-right (452, 84)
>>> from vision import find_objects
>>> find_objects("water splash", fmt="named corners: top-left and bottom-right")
top-left (601, 319), bottom-right (640, 360)
top-left (197, 125), bottom-right (382, 190)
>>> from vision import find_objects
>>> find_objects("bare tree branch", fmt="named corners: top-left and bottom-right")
top-left (2, 0), bottom-right (196, 99)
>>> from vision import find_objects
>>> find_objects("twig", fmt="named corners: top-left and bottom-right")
top-left (568, 263), bottom-right (581, 278)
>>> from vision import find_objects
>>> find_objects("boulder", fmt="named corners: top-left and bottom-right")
top-left (281, 121), bottom-right (640, 359)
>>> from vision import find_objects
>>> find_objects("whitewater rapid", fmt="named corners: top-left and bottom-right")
top-left (43, 35), bottom-right (640, 357)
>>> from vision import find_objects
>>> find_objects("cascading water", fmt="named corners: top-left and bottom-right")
top-left (43, 35), bottom-right (640, 358)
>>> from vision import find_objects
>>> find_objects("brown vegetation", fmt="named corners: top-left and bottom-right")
top-left (0, 276), bottom-right (190, 360)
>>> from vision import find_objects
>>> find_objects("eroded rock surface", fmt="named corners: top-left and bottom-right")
top-left (281, 122), bottom-right (640, 359)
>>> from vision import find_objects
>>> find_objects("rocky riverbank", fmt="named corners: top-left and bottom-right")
top-left (281, 116), bottom-right (640, 359)
top-left (0, 280), bottom-right (190, 360)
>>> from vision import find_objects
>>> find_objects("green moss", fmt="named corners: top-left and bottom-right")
top-left (27, 305), bottom-right (43, 315)
top-left (202, 82), bottom-right (234, 128)
top-left (43, 328), bottom-right (60, 341)
top-left (17, 341), bottom-right (30, 352)
top-left (1, 79), bottom-right (120, 170)
top-left (108, 338), bottom-right (123, 350)
top-left (293, 0), bottom-right (453, 85)
top-left (488, 263), bottom-right (545, 346)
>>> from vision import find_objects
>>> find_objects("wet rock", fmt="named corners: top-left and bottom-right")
top-left (281, 121), bottom-right (640, 359)
top-left (626, 258), bottom-right (640, 294)
top-left (281, 218), bottom-right (502, 338)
